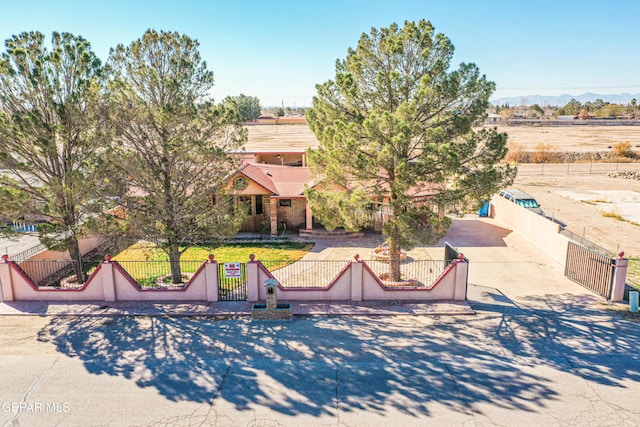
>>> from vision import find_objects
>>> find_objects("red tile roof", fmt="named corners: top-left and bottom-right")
top-left (237, 162), bottom-right (441, 199)
top-left (239, 163), bottom-right (312, 197)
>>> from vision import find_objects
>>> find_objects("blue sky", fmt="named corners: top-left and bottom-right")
top-left (2, 0), bottom-right (639, 106)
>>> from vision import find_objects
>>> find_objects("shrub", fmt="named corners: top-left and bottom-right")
top-left (504, 140), bottom-right (527, 163)
top-left (531, 143), bottom-right (560, 163)
top-left (611, 141), bottom-right (636, 159)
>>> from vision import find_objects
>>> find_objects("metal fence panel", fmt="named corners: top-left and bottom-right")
top-left (260, 259), bottom-right (451, 288)
top-left (565, 241), bottom-right (615, 298)
top-left (16, 260), bottom-right (83, 288)
top-left (218, 262), bottom-right (248, 301)
top-left (364, 259), bottom-right (451, 286)
top-left (117, 260), bottom-right (203, 288)
top-left (260, 260), bottom-right (346, 288)
top-left (17, 259), bottom-right (204, 289)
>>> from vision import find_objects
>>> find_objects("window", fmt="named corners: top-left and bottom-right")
top-left (255, 195), bottom-right (263, 215)
top-left (233, 176), bottom-right (248, 190)
top-left (279, 199), bottom-right (292, 207)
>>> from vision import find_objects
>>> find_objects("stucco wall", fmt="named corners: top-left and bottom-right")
top-left (1, 255), bottom-right (467, 303)
top-left (0, 259), bottom-right (218, 303)
top-left (491, 194), bottom-right (570, 266)
top-left (249, 258), bottom-right (467, 302)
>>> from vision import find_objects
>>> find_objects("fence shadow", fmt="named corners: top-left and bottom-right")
top-left (36, 294), bottom-right (640, 419)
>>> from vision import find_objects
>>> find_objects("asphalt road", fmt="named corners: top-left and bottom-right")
top-left (1, 218), bottom-right (639, 426)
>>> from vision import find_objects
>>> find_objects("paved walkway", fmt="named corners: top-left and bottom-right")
top-left (0, 299), bottom-right (473, 317)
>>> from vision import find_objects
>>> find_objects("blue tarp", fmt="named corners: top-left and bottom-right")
top-left (477, 202), bottom-right (490, 217)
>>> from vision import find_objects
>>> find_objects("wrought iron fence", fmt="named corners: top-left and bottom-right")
top-left (260, 260), bottom-right (348, 288)
top-left (565, 241), bottom-right (615, 299)
top-left (16, 260), bottom-right (88, 288)
top-left (9, 244), bottom-right (48, 262)
top-left (115, 260), bottom-right (203, 288)
top-left (260, 258), bottom-right (451, 288)
top-left (364, 259), bottom-right (452, 286)
top-left (560, 228), bottom-right (614, 256)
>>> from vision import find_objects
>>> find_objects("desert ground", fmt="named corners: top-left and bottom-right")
top-left (245, 123), bottom-right (640, 154)
top-left (494, 125), bottom-right (640, 152)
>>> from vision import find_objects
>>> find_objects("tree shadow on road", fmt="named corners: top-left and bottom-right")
top-left (36, 295), bottom-right (640, 420)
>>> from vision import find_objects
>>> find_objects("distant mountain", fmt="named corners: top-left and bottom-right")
top-left (490, 92), bottom-right (640, 107)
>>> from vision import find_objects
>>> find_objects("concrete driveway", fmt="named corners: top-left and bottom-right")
top-left (1, 216), bottom-right (639, 426)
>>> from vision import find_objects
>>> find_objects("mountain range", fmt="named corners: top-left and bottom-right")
top-left (490, 92), bottom-right (640, 107)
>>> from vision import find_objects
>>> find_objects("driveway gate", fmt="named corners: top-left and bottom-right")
top-left (565, 241), bottom-right (614, 298)
top-left (218, 262), bottom-right (248, 301)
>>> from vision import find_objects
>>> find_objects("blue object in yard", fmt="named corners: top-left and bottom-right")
top-left (477, 202), bottom-right (490, 217)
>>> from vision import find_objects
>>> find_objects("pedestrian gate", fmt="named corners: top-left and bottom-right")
top-left (218, 262), bottom-right (248, 301)
top-left (565, 241), bottom-right (615, 299)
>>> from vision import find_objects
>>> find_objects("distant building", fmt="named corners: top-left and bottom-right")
top-left (486, 113), bottom-right (501, 124)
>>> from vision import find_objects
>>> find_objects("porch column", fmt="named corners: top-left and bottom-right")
top-left (305, 202), bottom-right (313, 230)
top-left (270, 198), bottom-right (278, 236)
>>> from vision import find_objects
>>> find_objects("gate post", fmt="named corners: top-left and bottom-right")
top-left (350, 255), bottom-right (363, 302)
top-left (247, 256), bottom-right (259, 302)
top-left (454, 254), bottom-right (468, 301)
top-left (610, 251), bottom-right (629, 302)
top-left (205, 255), bottom-right (219, 302)
top-left (102, 255), bottom-right (116, 302)
top-left (0, 255), bottom-right (15, 301)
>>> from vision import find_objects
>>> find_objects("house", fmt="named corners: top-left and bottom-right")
top-left (227, 162), bottom-right (315, 236)
top-left (227, 124), bottom-right (442, 237)
top-left (226, 159), bottom-right (443, 237)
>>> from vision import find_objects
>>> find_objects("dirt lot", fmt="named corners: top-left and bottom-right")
top-left (494, 125), bottom-right (640, 152)
top-left (245, 123), bottom-right (640, 154)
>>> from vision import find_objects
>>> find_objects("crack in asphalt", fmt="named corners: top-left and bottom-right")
top-left (3, 356), bottom-right (60, 427)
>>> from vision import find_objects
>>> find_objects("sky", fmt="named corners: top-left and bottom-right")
top-left (1, 0), bottom-right (639, 107)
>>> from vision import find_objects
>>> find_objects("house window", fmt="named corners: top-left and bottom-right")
top-left (233, 176), bottom-right (248, 190)
top-left (279, 199), bottom-right (292, 207)
top-left (255, 195), bottom-right (263, 215)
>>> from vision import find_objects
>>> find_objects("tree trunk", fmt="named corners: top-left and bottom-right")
top-left (388, 239), bottom-right (402, 282)
top-left (68, 237), bottom-right (85, 284)
top-left (169, 243), bottom-right (183, 284)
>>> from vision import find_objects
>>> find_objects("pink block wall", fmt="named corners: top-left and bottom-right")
top-left (0, 257), bottom-right (217, 303)
top-left (1, 254), bottom-right (467, 303)
top-left (248, 257), bottom-right (468, 302)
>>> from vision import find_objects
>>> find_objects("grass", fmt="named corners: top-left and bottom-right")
top-left (600, 210), bottom-right (625, 221)
top-left (628, 257), bottom-right (640, 290)
top-left (585, 198), bottom-right (610, 204)
top-left (598, 210), bottom-right (640, 226)
top-left (113, 241), bottom-right (314, 263)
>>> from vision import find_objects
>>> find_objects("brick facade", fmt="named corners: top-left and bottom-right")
top-left (277, 198), bottom-right (306, 229)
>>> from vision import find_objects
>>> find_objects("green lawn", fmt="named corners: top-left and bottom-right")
top-left (110, 241), bottom-right (314, 287)
top-left (628, 257), bottom-right (640, 289)
top-left (113, 241), bottom-right (314, 263)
